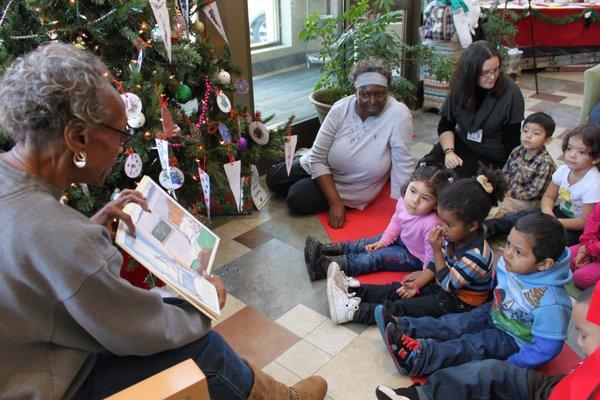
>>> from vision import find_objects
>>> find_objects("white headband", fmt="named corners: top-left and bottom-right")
top-left (354, 72), bottom-right (388, 89)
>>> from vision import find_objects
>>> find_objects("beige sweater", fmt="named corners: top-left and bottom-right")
top-left (0, 159), bottom-right (212, 400)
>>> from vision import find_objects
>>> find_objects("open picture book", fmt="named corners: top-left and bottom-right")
top-left (116, 176), bottom-right (222, 321)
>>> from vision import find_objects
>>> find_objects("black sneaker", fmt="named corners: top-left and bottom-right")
top-left (304, 235), bottom-right (322, 264)
top-left (384, 323), bottom-right (421, 375)
top-left (375, 384), bottom-right (420, 400)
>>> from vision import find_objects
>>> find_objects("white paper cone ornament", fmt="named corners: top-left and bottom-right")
top-left (198, 167), bottom-right (211, 220)
top-left (223, 160), bottom-right (242, 212)
top-left (120, 93), bottom-right (142, 119)
top-left (284, 135), bottom-right (298, 176)
top-left (124, 153), bottom-right (143, 178)
top-left (248, 121), bottom-right (269, 145)
top-left (128, 112), bottom-right (145, 129)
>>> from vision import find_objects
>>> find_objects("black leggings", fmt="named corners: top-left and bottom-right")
top-left (265, 157), bottom-right (329, 215)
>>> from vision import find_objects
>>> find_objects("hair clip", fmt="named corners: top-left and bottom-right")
top-left (476, 175), bottom-right (493, 194)
top-left (419, 161), bottom-right (427, 167)
top-left (448, 177), bottom-right (454, 183)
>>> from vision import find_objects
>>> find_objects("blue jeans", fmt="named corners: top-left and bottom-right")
top-left (397, 303), bottom-right (520, 376)
top-left (344, 234), bottom-right (423, 276)
top-left (72, 331), bottom-right (254, 400)
top-left (416, 359), bottom-right (552, 400)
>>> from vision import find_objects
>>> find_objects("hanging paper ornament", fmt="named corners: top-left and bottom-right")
top-left (181, 98), bottom-right (199, 116)
top-left (237, 137), bottom-right (248, 151)
top-left (160, 97), bottom-right (174, 136)
top-left (234, 78), bottom-right (249, 95)
top-left (172, 10), bottom-right (186, 42)
top-left (159, 167), bottom-right (185, 190)
top-left (192, 20), bottom-right (205, 35)
top-left (198, 167), bottom-right (211, 220)
top-left (216, 91), bottom-right (231, 113)
top-left (128, 112), bottom-right (145, 129)
top-left (223, 160), bottom-right (242, 212)
top-left (217, 69), bottom-right (231, 85)
top-left (203, 2), bottom-right (228, 43)
top-left (284, 135), bottom-right (298, 176)
top-left (248, 121), bottom-right (269, 145)
top-left (124, 152), bottom-right (143, 178)
top-left (149, 0), bottom-right (172, 62)
top-left (218, 123), bottom-right (233, 144)
top-left (120, 93), bottom-right (143, 120)
top-left (175, 84), bottom-right (193, 103)
top-left (150, 25), bottom-right (163, 42)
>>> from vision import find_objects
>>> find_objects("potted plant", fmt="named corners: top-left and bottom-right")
top-left (481, 0), bottom-right (522, 75)
top-left (414, 45), bottom-right (456, 109)
top-left (299, 0), bottom-right (418, 122)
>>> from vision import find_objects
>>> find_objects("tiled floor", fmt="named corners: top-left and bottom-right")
top-left (211, 71), bottom-right (588, 399)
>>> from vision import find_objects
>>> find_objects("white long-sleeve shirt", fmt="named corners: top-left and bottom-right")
top-left (300, 94), bottom-right (414, 209)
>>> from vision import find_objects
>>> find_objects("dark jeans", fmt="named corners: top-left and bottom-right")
top-left (485, 207), bottom-right (582, 246)
top-left (344, 234), bottom-right (423, 276)
top-left (352, 282), bottom-right (473, 325)
top-left (265, 157), bottom-right (328, 214)
top-left (397, 302), bottom-right (520, 376)
top-left (415, 359), bottom-right (561, 400)
top-left (421, 141), bottom-right (505, 179)
top-left (72, 331), bottom-right (253, 400)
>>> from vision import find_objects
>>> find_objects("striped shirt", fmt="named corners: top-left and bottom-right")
top-left (427, 234), bottom-right (494, 306)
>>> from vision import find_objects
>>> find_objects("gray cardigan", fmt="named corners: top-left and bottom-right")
top-left (0, 159), bottom-right (211, 400)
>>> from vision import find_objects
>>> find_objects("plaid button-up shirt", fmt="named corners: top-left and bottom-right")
top-left (503, 145), bottom-right (556, 201)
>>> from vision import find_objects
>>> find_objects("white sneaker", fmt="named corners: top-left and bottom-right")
top-left (327, 277), bottom-right (360, 324)
top-left (327, 262), bottom-right (361, 292)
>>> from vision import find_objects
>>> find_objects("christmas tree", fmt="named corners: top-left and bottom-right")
top-left (0, 0), bottom-right (288, 221)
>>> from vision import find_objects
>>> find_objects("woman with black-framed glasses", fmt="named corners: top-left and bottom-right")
top-left (421, 40), bottom-right (525, 178)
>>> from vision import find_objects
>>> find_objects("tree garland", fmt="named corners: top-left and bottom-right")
top-left (513, 7), bottom-right (600, 25)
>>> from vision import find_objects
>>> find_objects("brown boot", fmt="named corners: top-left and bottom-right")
top-left (247, 362), bottom-right (327, 400)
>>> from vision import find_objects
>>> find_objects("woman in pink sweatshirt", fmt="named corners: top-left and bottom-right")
top-left (571, 202), bottom-right (600, 288)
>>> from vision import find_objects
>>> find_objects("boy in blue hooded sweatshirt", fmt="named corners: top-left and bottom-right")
top-left (377, 214), bottom-right (573, 376)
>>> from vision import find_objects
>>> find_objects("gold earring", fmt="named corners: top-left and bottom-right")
top-left (73, 152), bottom-right (87, 169)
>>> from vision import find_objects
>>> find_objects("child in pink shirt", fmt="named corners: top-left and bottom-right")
top-left (570, 202), bottom-right (600, 289)
top-left (305, 163), bottom-right (455, 280)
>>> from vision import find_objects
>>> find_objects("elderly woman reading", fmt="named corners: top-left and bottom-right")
top-left (266, 57), bottom-right (415, 228)
top-left (0, 43), bottom-right (326, 400)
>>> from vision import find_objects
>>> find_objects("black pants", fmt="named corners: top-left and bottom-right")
top-left (421, 141), bottom-right (505, 178)
top-left (351, 282), bottom-right (474, 325)
top-left (484, 207), bottom-right (582, 246)
top-left (265, 157), bottom-right (329, 214)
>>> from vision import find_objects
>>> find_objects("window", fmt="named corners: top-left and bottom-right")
top-left (249, 0), bottom-right (280, 49)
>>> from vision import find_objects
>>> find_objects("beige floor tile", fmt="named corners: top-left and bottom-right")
top-left (213, 294), bottom-right (246, 326)
top-left (212, 236), bottom-right (251, 270)
top-left (538, 71), bottom-right (584, 83)
top-left (410, 142), bottom-right (433, 160)
top-left (276, 304), bottom-right (328, 338)
top-left (304, 320), bottom-right (359, 356)
top-left (213, 218), bottom-right (271, 239)
top-left (520, 88), bottom-right (536, 98)
top-left (554, 91), bottom-right (584, 108)
top-left (315, 326), bottom-right (413, 400)
top-left (276, 340), bottom-right (332, 379)
top-left (262, 361), bottom-right (302, 386)
top-left (524, 99), bottom-right (542, 110)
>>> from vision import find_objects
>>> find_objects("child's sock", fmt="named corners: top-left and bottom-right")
top-left (384, 323), bottom-right (421, 375)
top-left (375, 384), bottom-right (420, 400)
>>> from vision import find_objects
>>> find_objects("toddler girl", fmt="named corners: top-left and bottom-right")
top-left (305, 163), bottom-right (455, 281)
top-left (571, 202), bottom-right (600, 289)
top-left (327, 166), bottom-right (507, 325)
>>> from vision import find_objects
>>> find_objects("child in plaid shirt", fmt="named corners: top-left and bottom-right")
top-left (489, 112), bottom-right (557, 218)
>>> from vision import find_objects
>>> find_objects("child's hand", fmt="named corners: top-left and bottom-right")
top-left (396, 282), bottom-right (418, 299)
top-left (402, 271), bottom-right (421, 283)
top-left (366, 241), bottom-right (387, 252)
top-left (574, 245), bottom-right (590, 269)
top-left (428, 226), bottom-right (443, 250)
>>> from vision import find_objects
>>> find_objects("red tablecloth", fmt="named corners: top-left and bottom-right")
top-left (514, 5), bottom-right (600, 47)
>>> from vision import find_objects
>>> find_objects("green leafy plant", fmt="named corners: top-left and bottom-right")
top-left (299, 0), bottom-right (454, 105)
top-left (481, 0), bottom-right (519, 59)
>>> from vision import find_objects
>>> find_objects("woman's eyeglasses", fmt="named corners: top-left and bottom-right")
top-left (98, 122), bottom-right (135, 146)
top-left (480, 67), bottom-right (501, 78)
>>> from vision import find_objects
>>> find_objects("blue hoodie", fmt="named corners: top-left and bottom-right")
top-left (490, 248), bottom-right (573, 368)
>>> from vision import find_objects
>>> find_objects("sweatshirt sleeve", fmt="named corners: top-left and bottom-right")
top-left (507, 336), bottom-right (564, 368)
top-left (308, 102), bottom-right (343, 179)
top-left (389, 108), bottom-right (414, 199)
top-left (580, 203), bottom-right (600, 258)
top-left (380, 198), bottom-right (404, 246)
top-left (61, 253), bottom-right (212, 356)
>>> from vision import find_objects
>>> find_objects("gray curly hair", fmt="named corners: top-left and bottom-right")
top-left (348, 57), bottom-right (392, 86)
top-left (0, 42), bottom-right (115, 149)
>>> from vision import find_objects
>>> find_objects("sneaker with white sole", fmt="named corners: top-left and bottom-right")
top-left (327, 277), bottom-right (360, 324)
top-left (327, 262), bottom-right (361, 292)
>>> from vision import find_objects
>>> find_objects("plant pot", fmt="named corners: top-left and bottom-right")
top-left (309, 89), bottom-right (334, 124)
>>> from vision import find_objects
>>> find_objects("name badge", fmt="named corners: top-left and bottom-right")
top-left (467, 129), bottom-right (483, 143)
